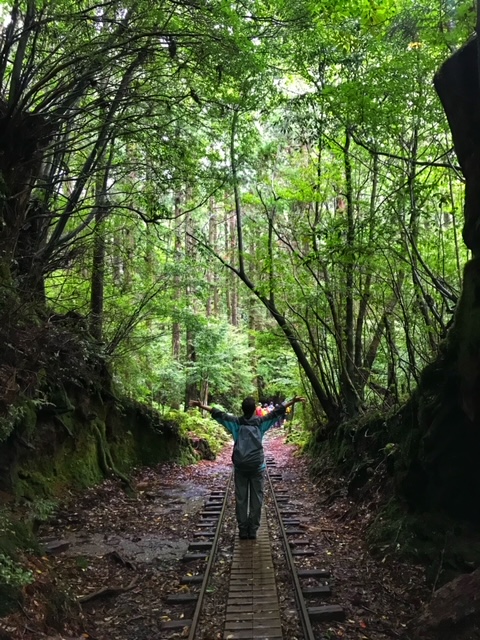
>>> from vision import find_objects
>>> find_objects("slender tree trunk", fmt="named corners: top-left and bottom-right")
top-left (354, 152), bottom-right (378, 384)
top-left (229, 213), bottom-right (239, 327)
top-left (211, 199), bottom-right (221, 317)
top-left (206, 203), bottom-right (216, 318)
top-left (172, 193), bottom-right (182, 360)
top-left (184, 328), bottom-right (197, 410)
top-left (247, 232), bottom-right (263, 399)
top-left (340, 128), bottom-right (359, 417)
top-left (184, 208), bottom-right (198, 409)
top-left (201, 380), bottom-right (209, 407)
top-left (90, 210), bottom-right (106, 341)
top-left (224, 210), bottom-right (231, 314)
top-left (8, 0), bottom-right (35, 107)
top-left (90, 156), bottom-right (111, 341)
top-left (407, 125), bottom-right (438, 353)
top-left (447, 168), bottom-right (463, 286)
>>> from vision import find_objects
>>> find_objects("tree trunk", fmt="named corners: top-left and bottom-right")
top-left (229, 213), bottom-right (239, 327)
top-left (172, 194), bottom-right (182, 360)
top-left (184, 208), bottom-right (198, 409)
top-left (224, 211), bottom-right (231, 315)
top-left (90, 158), bottom-right (111, 341)
top-left (206, 204), bottom-right (216, 318)
top-left (90, 210), bottom-right (106, 342)
top-left (184, 327), bottom-right (197, 410)
top-left (0, 106), bottom-right (54, 299)
top-left (340, 128), bottom-right (359, 417)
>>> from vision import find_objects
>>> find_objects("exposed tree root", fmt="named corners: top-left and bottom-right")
top-left (92, 421), bottom-right (134, 491)
top-left (78, 576), bottom-right (139, 603)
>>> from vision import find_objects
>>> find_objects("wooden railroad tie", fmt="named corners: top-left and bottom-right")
top-left (180, 574), bottom-right (203, 584)
top-left (182, 552), bottom-right (208, 562)
top-left (166, 593), bottom-right (198, 604)
top-left (193, 531), bottom-right (215, 537)
top-left (308, 604), bottom-right (345, 622)
top-left (161, 619), bottom-right (192, 630)
top-left (297, 569), bottom-right (331, 578)
top-left (188, 541), bottom-right (212, 551)
top-left (302, 585), bottom-right (332, 597)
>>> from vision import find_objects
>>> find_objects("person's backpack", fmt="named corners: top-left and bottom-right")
top-left (232, 420), bottom-right (264, 474)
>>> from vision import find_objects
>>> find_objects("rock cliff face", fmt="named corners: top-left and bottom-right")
top-left (0, 385), bottom-right (193, 501)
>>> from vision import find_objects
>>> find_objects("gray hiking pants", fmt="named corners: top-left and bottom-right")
top-left (234, 467), bottom-right (264, 535)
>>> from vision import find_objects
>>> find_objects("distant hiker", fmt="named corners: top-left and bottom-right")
top-left (189, 395), bottom-right (306, 540)
top-left (255, 403), bottom-right (263, 417)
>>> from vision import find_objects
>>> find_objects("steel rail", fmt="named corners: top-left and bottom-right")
top-left (187, 471), bottom-right (233, 640)
top-left (266, 464), bottom-right (316, 640)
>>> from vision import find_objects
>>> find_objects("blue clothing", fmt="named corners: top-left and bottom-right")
top-left (211, 404), bottom-right (286, 440)
top-left (211, 404), bottom-right (286, 470)
top-left (211, 403), bottom-right (287, 537)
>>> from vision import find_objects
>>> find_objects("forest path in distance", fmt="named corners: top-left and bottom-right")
top-left (0, 430), bottom-right (427, 639)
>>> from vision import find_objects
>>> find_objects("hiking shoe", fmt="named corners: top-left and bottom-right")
top-left (248, 533), bottom-right (257, 540)
top-left (239, 532), bottom-right (249, 540)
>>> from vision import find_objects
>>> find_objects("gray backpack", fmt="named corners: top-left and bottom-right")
top-left (232, 420), bottom-right (264, 474)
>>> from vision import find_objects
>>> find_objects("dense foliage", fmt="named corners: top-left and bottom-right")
top-left (0, 0), bottom-right (475, 426)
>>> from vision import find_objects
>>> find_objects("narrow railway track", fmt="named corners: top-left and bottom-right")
top-left (160, 451), bottom-right (345, 639)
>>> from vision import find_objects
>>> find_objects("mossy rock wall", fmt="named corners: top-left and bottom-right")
top-left (109, 398), bottom-right (194, 469)
top-left (0, 385), bottom-right (192, 501)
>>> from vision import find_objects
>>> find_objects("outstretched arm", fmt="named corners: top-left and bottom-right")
top-left (189, 400), bottom-right (238, 438)
top-left (189, 400), bottom-right (213, 413)
top-left (259, 396), bottom-right (306, 433)
top-left (284, 395), bottom-right (306, 408)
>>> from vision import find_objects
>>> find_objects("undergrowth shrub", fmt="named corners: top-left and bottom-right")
top-left (0, 509), bottom-right (34, 615)
top-left (0, 552), bottom-right (32, 588)
top-left (169, 409), bottom-right (230, 455)
top-left (284, 418), bottom-right (310, 449)
top-left (28, 499), bottom-right (58, 524)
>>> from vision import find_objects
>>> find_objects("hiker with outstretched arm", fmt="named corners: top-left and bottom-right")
top-left (189, 395), bottom-right (306, 540)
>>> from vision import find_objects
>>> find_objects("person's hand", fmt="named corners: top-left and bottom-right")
top-left (189, 400), bottom-right (201, 408)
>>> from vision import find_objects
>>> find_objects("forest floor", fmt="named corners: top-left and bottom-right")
top-left (0, 429), bottom-right (428, 640)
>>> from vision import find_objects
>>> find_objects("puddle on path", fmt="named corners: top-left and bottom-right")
top-left (41, 482), bottom-right (210, 564)
top-left (56, 532), bottom-right (190, 563)
top-left (153, 483), bottom-right (208, 517)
